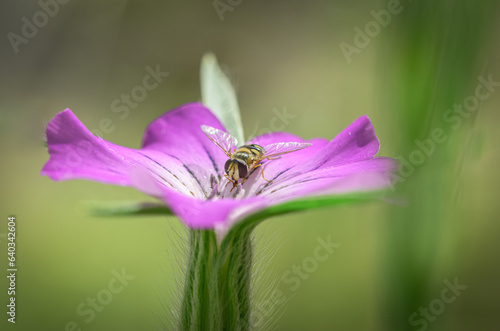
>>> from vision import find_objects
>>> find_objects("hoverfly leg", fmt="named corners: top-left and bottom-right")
top-left (224, 174), bottom-right (235, 192)
top-left (252, 163), bottom-right (273, 183)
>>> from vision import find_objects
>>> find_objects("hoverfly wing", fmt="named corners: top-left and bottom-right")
top-left (261, 142), bottom-right (312, 159)
top-left (201, 125), bottom-right (238, 157)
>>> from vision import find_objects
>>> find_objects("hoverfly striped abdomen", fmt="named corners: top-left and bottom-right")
top-left (233, 144), bottom-right (266, 166)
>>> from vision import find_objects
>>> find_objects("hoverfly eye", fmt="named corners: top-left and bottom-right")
top-left (224, 159), bottom-right (232, 174)
top-left (237, 161), bottom-right (248, 179)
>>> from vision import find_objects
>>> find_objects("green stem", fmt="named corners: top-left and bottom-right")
top-left (180, 227), bottom-right (254, 331)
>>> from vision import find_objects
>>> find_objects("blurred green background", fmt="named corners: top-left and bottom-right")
top-left (1, 0), bottom-right (499, 330)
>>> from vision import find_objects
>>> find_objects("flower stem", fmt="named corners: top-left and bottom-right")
top-left (180, 227), bottom-right (254, 330)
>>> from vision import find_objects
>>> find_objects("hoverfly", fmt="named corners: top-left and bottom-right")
top-left (201, 125), bottom-right (312, 192)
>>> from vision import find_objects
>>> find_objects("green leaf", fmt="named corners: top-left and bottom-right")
top-left (86, 201), bottom-right (172, 217)
top-left (200, 53), bottom-right (245, 144)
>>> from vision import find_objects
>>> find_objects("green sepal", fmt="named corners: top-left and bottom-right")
top-left (86, 201), bottom-right (172, 217)
top-left (200, 53), bottom-right (245, 144)
top-left (222, 191), bottom-right (389, 246)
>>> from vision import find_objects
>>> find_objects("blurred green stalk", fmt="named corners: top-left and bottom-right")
top-left (381, 0), bottom-right (498, 330)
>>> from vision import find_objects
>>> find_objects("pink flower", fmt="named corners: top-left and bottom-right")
top-left (42, 103), bottom-right (396, 232)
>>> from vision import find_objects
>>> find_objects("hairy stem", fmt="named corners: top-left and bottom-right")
top-left (180, 227), bottom-right (254, 331)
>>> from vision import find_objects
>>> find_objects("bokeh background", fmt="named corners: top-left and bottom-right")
top-left (1, 0), bottom-right (499, 330)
